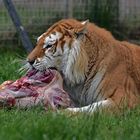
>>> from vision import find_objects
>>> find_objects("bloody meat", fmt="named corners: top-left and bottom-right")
top-left (0, 69), bottom-right (72, 110)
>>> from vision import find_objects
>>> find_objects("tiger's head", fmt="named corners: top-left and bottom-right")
top-left (27, 19), bottom-right (90, 85)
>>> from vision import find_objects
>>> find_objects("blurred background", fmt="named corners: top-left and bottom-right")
top-left (0, 0), bottom-right (140, 49)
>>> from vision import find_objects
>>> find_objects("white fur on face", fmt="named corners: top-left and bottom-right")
top-left (43, 32), bottom-right (62, 49)
top-left (31, 32), bottom-right (62, 71)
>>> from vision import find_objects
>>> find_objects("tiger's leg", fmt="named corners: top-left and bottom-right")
top-left (66, 98), bottom-right (117, 113)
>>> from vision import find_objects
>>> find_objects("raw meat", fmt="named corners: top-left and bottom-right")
top-left (0, 69), bottom-right (72, 110)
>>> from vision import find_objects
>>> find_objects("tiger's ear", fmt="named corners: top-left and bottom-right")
top-left (75, 19), bottom-right (89, 38)
top-left (65, 20), bottom-right (89, 38)
top-left (81, 19), bottom-right (89, 26)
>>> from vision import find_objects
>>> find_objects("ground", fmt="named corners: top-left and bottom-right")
top-left (0, 45), bottom-right (140, 140)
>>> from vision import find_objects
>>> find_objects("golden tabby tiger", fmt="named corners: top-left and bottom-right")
top-left (26, 19), bottom-right (140, 113)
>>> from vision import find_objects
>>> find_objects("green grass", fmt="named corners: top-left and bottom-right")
top-left (0, 46), bottom-right (140, 140)
top-left (0, 46), bottom-right (26, 82)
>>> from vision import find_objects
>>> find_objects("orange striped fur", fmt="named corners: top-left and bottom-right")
top-left (27, 19), bottom-right (140, 113)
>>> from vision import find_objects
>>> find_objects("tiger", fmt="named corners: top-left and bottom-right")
top-left (26, 19), bottom-right (140, 113)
